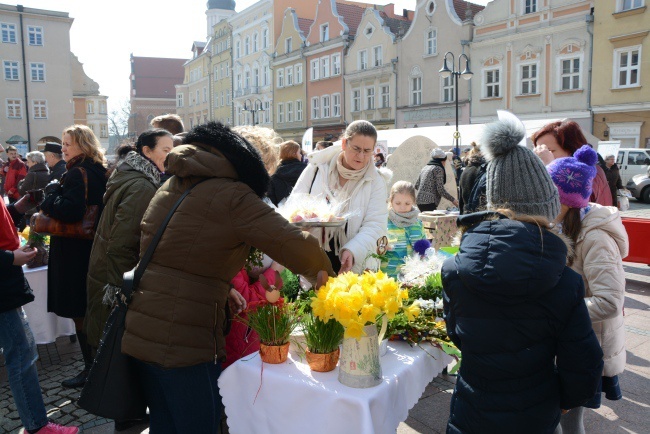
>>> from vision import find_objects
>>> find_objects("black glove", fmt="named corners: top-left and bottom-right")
top-left (6, 204), bottom-right (23, 226)
top-left (44, 180), bottom-right (62, 197)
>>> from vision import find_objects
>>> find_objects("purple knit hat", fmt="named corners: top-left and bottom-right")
top-left (547, 145), bottom-right (598, 209)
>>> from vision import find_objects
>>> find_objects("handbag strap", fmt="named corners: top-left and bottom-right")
top-left (77, 167), bottom-right (89, 203)
top-left (131, 179), bottom-right (208, 291)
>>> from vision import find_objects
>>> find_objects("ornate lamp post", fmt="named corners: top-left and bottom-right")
top-left (439, 52), bottom-right (473, 157)
top-left (241, 98), bottom-right (264, 126)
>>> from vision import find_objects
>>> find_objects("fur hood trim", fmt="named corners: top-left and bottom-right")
top-left (481, 118), bottom-right (526, 162)
top-left (121, 151), bottom-right (160, 186)
top-left (182, 122), bottom-right (270, 198)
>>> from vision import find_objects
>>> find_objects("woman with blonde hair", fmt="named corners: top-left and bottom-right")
top-left (267, 140), bottom-right (307, 206)
top-left (232, 125), bottom-right (281, 175)
top-left (39, 125), bottom-right (107, 388)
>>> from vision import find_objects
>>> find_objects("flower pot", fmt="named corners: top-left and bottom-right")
top-left (259, 342), bottom-right (290, 364)
top-left (338, 324), bottom-right (382, 388)
top-left (305, 348), bottom-right (340, 372)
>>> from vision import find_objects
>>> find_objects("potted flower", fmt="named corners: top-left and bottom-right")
top-left (241, 302), bottom-right (300, 364)
top-left (302, 314), bottom-right (344, 372)
top-left (311, 271), bottom-right (420, 388)
top-left (20, 226), bottom-right (49, 268)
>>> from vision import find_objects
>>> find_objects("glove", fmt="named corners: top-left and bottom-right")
top-left (28, 189), bottom-right (45, 205)
top-left (44, 180), bottom-right (62, 196)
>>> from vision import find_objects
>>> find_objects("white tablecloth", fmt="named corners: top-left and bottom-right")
top-left (219, 341), bottom-right (452, 434)
top-left (22, 266), bottom-right (76, 344)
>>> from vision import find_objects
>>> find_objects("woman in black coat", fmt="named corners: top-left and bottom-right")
top-left (602, 154), bottom-right (624, 207)
top-left (39, 125), bottom-right (107, 388)
top-left (18, 151), bottom-right (50, 227)
top-left (458, 146), bottom-right (485, 214)
top-left (267, 140), bottom-right (307, 206)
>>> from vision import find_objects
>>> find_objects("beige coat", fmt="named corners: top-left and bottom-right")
top-left (571, 204), bottom-right (629, 376)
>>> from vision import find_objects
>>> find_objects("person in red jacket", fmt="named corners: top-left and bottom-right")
top-left (3, 145), bottom-right (27, 203)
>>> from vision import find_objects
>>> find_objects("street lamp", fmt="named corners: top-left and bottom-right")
top-left (439, 51), bottom-right (473, 157)
top-left (241, 98), bottom-right (264, 126)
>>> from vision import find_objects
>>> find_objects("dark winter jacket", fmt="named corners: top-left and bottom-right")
top-left (458, 156), bottom-right (485, 214)
top-left (122, 122), bottom-right (335, 368)
top-left (442, 213), bottom-right (603, 434)
top-left (602, 164), bottom-right (624, 206)
top-left (464, 164), bottom-right (487, 214)
top-left (39, 158), bottom-right (107, 318)
top-left (18, 163), bottom-right (50, 218)
top-left (48, 159), bottom-right (66, 182)
top-left (0, 200), bottom-right (33, 313)
top-left (267, 158), bottom-right (307, 206)
top-left (84, 152), bottom-right (160, 348)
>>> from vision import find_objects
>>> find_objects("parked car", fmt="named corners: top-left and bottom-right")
top-left (627, 173), bottom-right (650, 203)
top-left (616, 148), bottom-right (650, 185)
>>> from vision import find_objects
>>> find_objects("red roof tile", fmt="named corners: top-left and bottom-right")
top-left (298, 17), bottom-right (313, 37)
top-left (452, 0), bottom-right (485, 21)
top-left (335, 2), bottom-right (366, 36)
top-left (131, 57), bottom-right (186, 99)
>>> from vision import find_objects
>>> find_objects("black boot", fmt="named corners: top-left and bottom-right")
top-left (62, 331), bottom-right (92, 388)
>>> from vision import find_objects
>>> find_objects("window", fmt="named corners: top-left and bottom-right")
top-left (263, 65), bottom-right (270, 86)
top-left (373, 46), bottom-right (383, 67)
top-left (628, 151), bottom-right (650, 165)
top-left (295, 64), bottom-right (303, 84)
top-left (277, 103), bottom-right (284, 123)
top-left (262, 28), bottom-right (269, 48)
top-left (263, 101), bottom-right (270, 123)
top-left (560, 58), bottom-right (580, 90)
top-left (177, 93), bottom-right (184, 107)
top-left (221, 92), bottom-right (225, 107)
top-left (100, 124), bottom-right (108, 138)
top-left (320, 24), bottom-right (329, 42)
top-left (614, 47), bottom-right (640, 88)
top-left (87, 101), bottom-right (94, 114)
top-left (196, 90), bottom-right (200, 105)
top-left (426, 29), bottom-right (437, 56)
top-left (311, 59), bottom-right (320, 80)
top-left (226, 62), bottom-right (230, 77)
top-left (245, 36), bottom-right (250, 55)
top-left (1, 23), bottom-right (16, 43)
top-left (236, 41), bottom-right (241, 58)
top-left (99, 101), bottom-right (107, 113)
top-left (287, 101), bottom-right (293, 122)
top-left (411, 77), bottom-right (422, 105)
top-left (33, 100), bottom-right (47, 119)
top-left (296, 100), bottom-right (303, 121)
top-left (352, 90), bottom-right (361, 112)
top-left (484, 68), bottom-right (501, 98)
top-left (359, 50), bottom-right (368, 70)
top-left (285, 37), bottom-right (292, 53)
top-left (277, 69), bottom-right (284, 87)
top-left (253, 33), bottom-right (259, 52)
top-left (311, 97), bottom-right (320, 119)
top-left (524, 0), bottom-right (537, 14)
top-left (442, 76), bottom-right (454, 102)
top-left (520, 63), bottom-right (538, 94)
top-left (236, 74), bottom-right (242, 90)
top-left (321, 56), bottom-right (330, 79)
top-left (203, 87), bottom-right (207, 102)
top-left (6, 99), bottom-right (21, 118)
top-left (332, 54), bottom-right (341, 75)
top-left (365, 87), bottom-right (375, 110)
top-left (30, 63), bottom-right (45, 82)
top-left (322, 95), bottom-right (330, 118)
top-left (227, 93), bottom-right (232, 106)
top-left (215, 66), bottom-right (221, 81)
top-left (245, 70), bottom-right (251, 88)
top-left (332, 93), bottom-right (341, 117)
top-left (381, 85), bottom-right (390, 108)
top-left (28, 26), bottom-right (43, 46)
top-left (286, 66), bottom-right (293, 86)
top-left (620, 0), bottom-right (644, 11)
top-left (253, 68), bottom-right (260, 87)
top-left (4, 61), bottom-right (19, 80)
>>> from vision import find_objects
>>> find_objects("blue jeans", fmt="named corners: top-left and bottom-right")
top-left (136, 359), bottom-right (223, 434)
top-left (0, 308), bottom-right (48, 431)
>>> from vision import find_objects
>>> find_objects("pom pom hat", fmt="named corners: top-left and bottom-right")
top-left (546, 145), bottom-right (598, 209)
top-left (482, 110), bottom-right (561, 222)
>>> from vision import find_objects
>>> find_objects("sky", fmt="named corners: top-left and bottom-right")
top-left (16, 0), bottom-right (491, 113)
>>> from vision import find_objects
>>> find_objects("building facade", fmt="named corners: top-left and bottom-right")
top-left (396, 0), bottom-right (482, 131)
top-left (344, 6), bottom-right (411, 131)
top-left (591, 0), bottom-right (650, 148)
top-left (231, 0), bottom-right (274, 127)
top-left (129, 55), bottom-right (185, 137)
top-left (212, 19), bottom-right (234, 125)
top-left (470, 0), bottom-right (594, 132)
top-left (272, 8), bottom-right (312, 141)
top-left (0, 4), bottom-right (75, 153)
top-left (176, 42), bottom-right (212, 130)
top-left (71, 54), bottom-right (109, 148)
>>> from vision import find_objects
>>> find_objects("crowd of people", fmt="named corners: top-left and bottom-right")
top-left (0, 112), bottom-right (630, 434)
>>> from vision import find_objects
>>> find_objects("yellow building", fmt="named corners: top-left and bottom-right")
top-left (592, 0), bottom-right (650, 147)
top-left (176, 42), bottom-right (211, 130)
top-left (212, 19), bottom-right (233, 125)
top-left (272, 8), bottom-right (311, 141)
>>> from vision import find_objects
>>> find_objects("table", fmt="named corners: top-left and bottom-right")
top-left (219, 341), bottom-right (452, 434)
top-left (419, 213), bottom-right (459, 250)
top-left (22, 266), bottom-right (76, 344)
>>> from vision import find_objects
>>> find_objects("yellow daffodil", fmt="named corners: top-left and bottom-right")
top-left (405, 303), bottom-right (421, 321)
top-left (344, 320), bottom-right (365, 339)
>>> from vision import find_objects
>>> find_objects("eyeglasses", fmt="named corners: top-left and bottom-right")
top-left (348, 145), bottom-right (374, 156)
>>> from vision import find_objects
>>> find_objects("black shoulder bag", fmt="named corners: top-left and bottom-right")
top-left (78, 180), bottom-right (206, 420)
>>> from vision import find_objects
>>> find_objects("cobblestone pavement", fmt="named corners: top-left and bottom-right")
top-left (2, 204), bottom-right (648, 433)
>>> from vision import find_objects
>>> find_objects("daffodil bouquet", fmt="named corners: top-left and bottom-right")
top-left (311, 271), bottom-right (420, 340)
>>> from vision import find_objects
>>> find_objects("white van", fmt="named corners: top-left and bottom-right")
top-left (615, 148), bottom-right (650, 185)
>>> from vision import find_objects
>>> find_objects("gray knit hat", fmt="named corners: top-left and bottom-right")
top-left (481, 115), bottom-right (560, 222)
